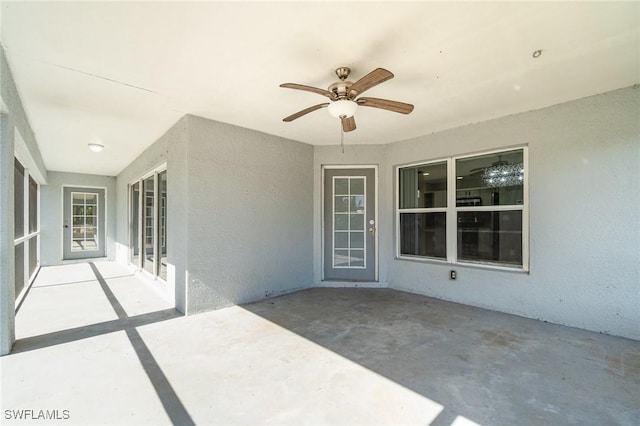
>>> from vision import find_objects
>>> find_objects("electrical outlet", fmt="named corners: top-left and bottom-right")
top-left (450, 270), bottom-right (457, 280)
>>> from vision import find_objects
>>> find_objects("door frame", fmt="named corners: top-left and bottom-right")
top-left (321, 164), bottom-right (379, 282)
top-left (61, 185), bottom-right (108, 260)
top-left (128, 162), bottom-right (167, 281)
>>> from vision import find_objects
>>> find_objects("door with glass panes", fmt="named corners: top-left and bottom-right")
top-left (323, 167), bottom-right (377, 281)
top-left (63, 187), bottom-right (106, 260)
top-left (130, 170), bottom-right (167, 281)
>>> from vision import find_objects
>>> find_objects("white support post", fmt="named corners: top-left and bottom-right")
top-left (0, 114), bottom-right (16, 355)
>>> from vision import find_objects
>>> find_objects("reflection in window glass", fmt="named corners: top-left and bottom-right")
top-left (143, 176), bottom-right (155, 275)
top-left (29, 176), bottom-right (38, 233)
top-left (456, 150), bottom-right (523, 207)
top-left (158, 171), bottom-right (168, 281)
top-left (333, 176), bottom-right (366, 268)
top-left (399, 161), bottom-right (447, 209)
top-left (71, 192), bottom-right (99, 252)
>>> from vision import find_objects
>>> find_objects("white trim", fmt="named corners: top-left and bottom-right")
top-left (12, 158), bottom-right (42, 310)
top-left (446, 157), bottom-right (457, 263)
top-left (14, 128), bottom-right (46, 185)
top-left (135, 161), bottom-right (168, 183)
top-left (331, 175), bottom-right (367, 270)
top-left (396, 146), bottom-right (529, 272)
top-left (522, 146), bottom-right (530, 272)
top-left (61, 185), bottom-right (108, 260)
top-left (13, 231), bottom-right (39, 246)
top-left (129, 167), bottom-right (168, 285)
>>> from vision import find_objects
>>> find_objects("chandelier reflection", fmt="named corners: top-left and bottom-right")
top-left (482, 163), bottom-right (524, 187)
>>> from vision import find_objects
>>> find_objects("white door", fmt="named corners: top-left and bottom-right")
top-left (323, 167), bottom-right (377, 281)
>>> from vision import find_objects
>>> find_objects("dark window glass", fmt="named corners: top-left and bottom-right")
top-left (29, 176), bottom-right (38, 233)
top-left (457, 210), bottom-right (522, 266)
top-left (14, 159), bottom-right (24, 238)
top-left (15, 243), bottom-right (24, 299)
top-left (400, 212), bottom-right (446, 258)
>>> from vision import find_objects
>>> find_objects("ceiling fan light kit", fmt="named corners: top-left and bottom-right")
top-left (327, 99), bottom-right (358, 118)
top-left (280, 66), bottom-right (414, 133)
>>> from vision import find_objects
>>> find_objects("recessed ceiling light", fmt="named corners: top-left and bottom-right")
top-left (88, 143), bottom-right (104, 152)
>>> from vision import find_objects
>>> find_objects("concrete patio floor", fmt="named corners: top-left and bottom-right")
top-left (1, 261), bottom-right (639, 425)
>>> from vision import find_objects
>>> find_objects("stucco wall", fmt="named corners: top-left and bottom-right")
top-left (40, 172), bottom-right (117, 266)
top-left (115, 115), bottom-right (314, 315)
top-left (115, 116), bottom-right (187, 310)
top-left (381, 86), bottom-right (640, 340)
top-left (184, 116), bottom-right (314, 314)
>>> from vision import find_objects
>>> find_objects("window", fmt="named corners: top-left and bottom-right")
top-left (398, 161), bottom-right (447, 259)
top-left (14, 157), bottom-right (40, 303)
top-left (397, 148), bottom-right (528, 270)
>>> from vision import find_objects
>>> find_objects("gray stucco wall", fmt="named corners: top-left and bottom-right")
top-left (40, 172), bottom-right (117, 266)
top-left (185, 116), bottom-right (314, 314)
top-left (379, 86), bottom-right (639, 340)
top-left (115, 115), bottom-right (314, 314)
top-left (111, 86), bottom-right (638, 340)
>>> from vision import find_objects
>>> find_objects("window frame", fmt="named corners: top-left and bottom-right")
top-left (396, 146), bottom-right (529, 272)
top-left (13, 155), bottom-right (40, 306)
top-left (128, 162), bottom-right (168, 282)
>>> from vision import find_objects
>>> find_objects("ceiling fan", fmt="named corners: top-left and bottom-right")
top-left (280, 67), bottom-right (414, 132)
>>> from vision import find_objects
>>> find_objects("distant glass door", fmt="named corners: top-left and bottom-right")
top-left (129, 169), bottom-right (167, 281)
top-left (63, 187), bottom-right (106, 260)
top-left (142, 175), bottom-right (155, 275)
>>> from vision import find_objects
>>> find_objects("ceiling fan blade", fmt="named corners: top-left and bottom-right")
top-left (341, 115), bottom-right (356, 132)
top-left (357, 97), bottom-right (414, 114)
top-left (348, 68), bottom-right (394, 97)
top-left (283, 103), bottom-right (329, 122)
top-left (280, 83), bottom-right (336, 100)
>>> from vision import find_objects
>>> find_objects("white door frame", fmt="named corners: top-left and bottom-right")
top-left (321, 164), bottom-right (379, 282)
top-left (61, 185), bottom-right (108, 261)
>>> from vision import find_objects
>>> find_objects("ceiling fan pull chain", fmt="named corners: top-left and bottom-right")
top-left (340, 122), bottom-right (345, 153)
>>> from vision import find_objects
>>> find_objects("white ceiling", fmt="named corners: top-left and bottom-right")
top-left (1, 1), bottom-right (638, 176)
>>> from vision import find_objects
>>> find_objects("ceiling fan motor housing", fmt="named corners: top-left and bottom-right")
top-left (328, 81), bottom-right (354, 99)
